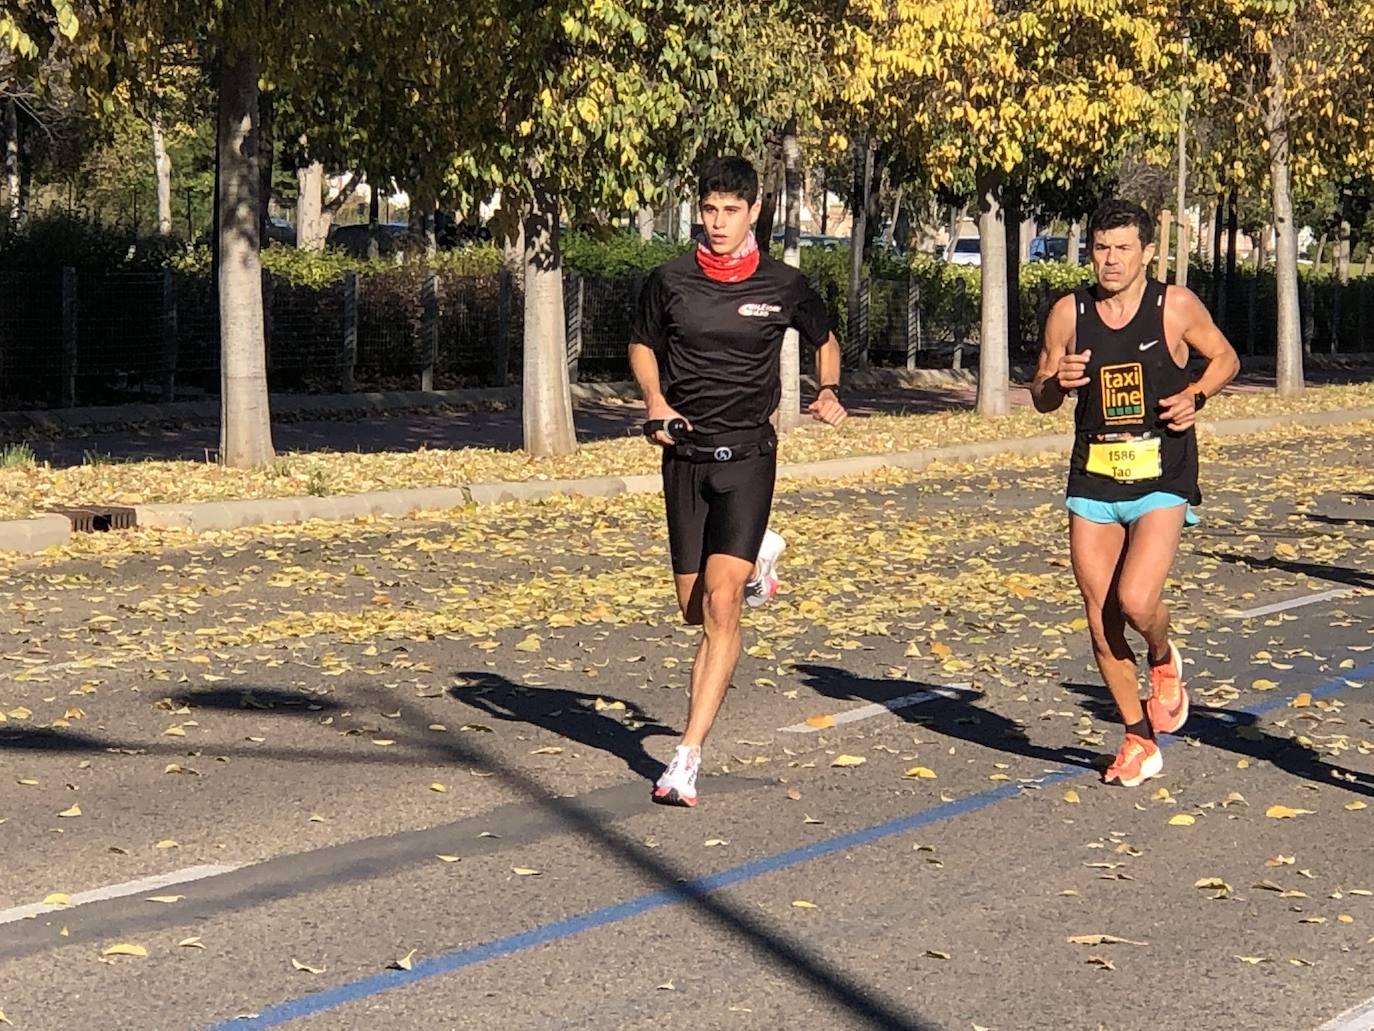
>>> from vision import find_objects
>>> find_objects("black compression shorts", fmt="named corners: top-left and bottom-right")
top-left (662, 448), bottom-right (777, 575)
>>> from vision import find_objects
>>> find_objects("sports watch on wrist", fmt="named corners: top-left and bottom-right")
top-left (820, 383), bottom-right (842, 400)
top-left (1192, 391), bottom-right (1207, 411)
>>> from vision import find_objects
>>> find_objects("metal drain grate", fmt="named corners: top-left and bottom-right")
top-left (45, 505), bottom-right (138, 533)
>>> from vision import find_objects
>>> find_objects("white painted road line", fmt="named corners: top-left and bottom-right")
top-left (779, 684), bottom-right (973, 734)
top-left (0, 864), bottom-right (239, 926)
top-left (1315, 993), bottom-right (1374, 1031)
top-left (1228, 588), bottom-right (1361, 620)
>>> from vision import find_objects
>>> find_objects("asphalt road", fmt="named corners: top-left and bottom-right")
top-left (0, 422), bottom-right (1372, 1031)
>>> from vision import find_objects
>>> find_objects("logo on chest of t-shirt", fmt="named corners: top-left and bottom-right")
top-left (737, 302), bottom-right (783, 318)
top-left (1100, 362), bottom-right (1146, 424)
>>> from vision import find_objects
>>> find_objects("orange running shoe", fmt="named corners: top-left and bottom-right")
top-left (1145, 642), bottom-right (1189, 735)
top-left (1103, 733), bottom-right (1163, 787)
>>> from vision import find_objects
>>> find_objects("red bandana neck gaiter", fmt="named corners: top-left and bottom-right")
top-left (695, 231), bottom-right (760, 283)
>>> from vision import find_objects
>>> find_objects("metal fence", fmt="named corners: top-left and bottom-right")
top-left (0, 265), bottom-right (1370, 409)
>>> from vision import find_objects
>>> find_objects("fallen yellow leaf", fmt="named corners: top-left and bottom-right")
top-left (146, 895), bottom-right (184, 904)
top-left (512, 867), bottom-right (541, 876)
top-left (57, 804), bottom-right (81, 818)
top-left (805, 714), bottom-right (836, 729)
top-left (43, 893), bottom-right (72, 907)
top-left (791, 900), bottom-right (818, 909)
top-left (1063, 789), bottom-right (1081, 804)
top-left (904, 766), bottom-right (937, 779)
top-left (102, 943), bottom-right (148, 958)
top-left (1169, 814), bottom-right (1196, 826)
top-left (1266, 805), bottom-right (1315, 819)
top-left (389, 948), bottom-right (418, 971)
top-left (291, 957), bottom-right (326, 974)
top-left (831, 754), bottom-right (866, 768)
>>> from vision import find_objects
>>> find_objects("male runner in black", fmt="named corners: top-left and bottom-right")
top-left (630, 156), bottom-right (846, 806)
top-left (1032, 199), bottom-right (1239, 786)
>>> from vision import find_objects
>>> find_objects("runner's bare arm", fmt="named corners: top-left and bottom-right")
top-left (629, 341), bottom-right (687, 443)
top-left (1159, 287), bottom-right (1241, 431)
top-left (1031, 295), bottom-right (1087, 412)
top-left (807, 332), bottom-right (847, 425)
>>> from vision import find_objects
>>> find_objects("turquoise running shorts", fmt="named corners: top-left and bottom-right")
top-left (1065, 492), bottom-right (1200, 527)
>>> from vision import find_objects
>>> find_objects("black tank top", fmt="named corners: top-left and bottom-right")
top-left (1066, 279), bottom-right (1200, 504)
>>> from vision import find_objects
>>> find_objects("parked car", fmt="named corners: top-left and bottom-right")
top-left (1029, 234), bottom-right (1088, 263)
top-left (948, 237), bottom-right (981, 265)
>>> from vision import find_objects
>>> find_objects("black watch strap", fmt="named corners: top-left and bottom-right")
top-left (820, 383), bottom-right (842, 400)
top-left (1193, 391), bottom-right (1207, 411)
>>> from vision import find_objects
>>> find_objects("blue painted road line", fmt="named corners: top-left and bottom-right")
top-left (203, 660), bottom-right (1374, 1031)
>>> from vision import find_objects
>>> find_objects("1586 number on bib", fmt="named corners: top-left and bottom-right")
top-left (1085, 437), bottom-right (1162, 483)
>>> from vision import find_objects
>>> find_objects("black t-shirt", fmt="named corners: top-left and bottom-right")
top-left (630, 251), bottom-right (831, 438)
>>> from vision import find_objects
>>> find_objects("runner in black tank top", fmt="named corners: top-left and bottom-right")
top-left (1031, 199), bottom-right (1239, 789)
top-left (1067, 277), bottom-right (1200, 507)
top-left (628, 156), bottom-right (847, 808)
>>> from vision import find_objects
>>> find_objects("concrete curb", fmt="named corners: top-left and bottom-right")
top-left (3, 404), bottom-right (1374, 556)
top-left (0, 514), bottom-right (71, 554)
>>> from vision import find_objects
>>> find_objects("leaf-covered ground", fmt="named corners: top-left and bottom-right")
top-left (0, 420), bottom-right (1370, 1030)
top-left (2, 380), bottom-right (1372, 521)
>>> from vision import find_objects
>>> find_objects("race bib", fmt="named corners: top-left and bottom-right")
top-left (1085, 437), bottom-right (1162, 483)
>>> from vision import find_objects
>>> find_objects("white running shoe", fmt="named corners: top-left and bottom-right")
top-left (653, 744), bottom-right (700, 807)
top-left (745, 529), bottom-right (786, 608)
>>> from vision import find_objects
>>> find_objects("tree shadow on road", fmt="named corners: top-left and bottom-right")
top-left (0, 676), bottom-right (937, 1031)
top-left (1060, 681), bottom-right (1374, 799)
top-left (794, 664), bottom-right (1102, 773)
top-left (446, 671), bottom-right (674, 780)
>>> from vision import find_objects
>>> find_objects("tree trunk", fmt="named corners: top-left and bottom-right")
top-left (367, 182), bottom-right (381, 260)
top-left (4, 98), bottom-right (20, 226)
top-left (216, 44), bottom-right (275, 468)
top-left (295, 158), bottom-right (327, 251)
top-left (1157, 209), bottom-right (1172, 282)
top-left (1267, 31), bottom-right (1303, 396)
top-left (818, 166), bottom-right (828, 236)
top-left (1177, 220), bottom-right (1190, 286)
top-left (1255, 226), bottom-right (1269, 270)
top-left (945, 204), bottom-right (963, 261)
top-left (755, 146), bottom-right (781, 255)
top-left (1336, 218), bottom-right (1352, 286)
top-left (880, 185), bottom-right (905, 249)
top-left (846, 135), bottom-right (873, 369)
top-left (1176, 36), bottom-right (1190, 275)
top-left (522, 176), bottom-right (576, 457)
top-left (257, 90), bottom-right (274, 246)
top-left (779, 117), bottom-right (803, 434)
top-left (152, 113), bottom-right (173, 236)
top-left (1225, 186), bottom-right (1238, 290)
top-left (1003, 191), bottom-right (1022, 355)
top-left (976, 173), bottom-right (1010, 416)
top-left (1066, 221), bottom-right (1082, 265)
top-left (1313, 233), bottom-right (1327, 271)
top-left (636, 206), bottom-right (654, 242)
top-left (864, 147), bottom-right (883, 255)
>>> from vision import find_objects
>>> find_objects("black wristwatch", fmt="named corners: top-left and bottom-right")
top-left (1193, 391), bottom-right (1207, 411)
top-left (819, 383), bottom-right (842, 400)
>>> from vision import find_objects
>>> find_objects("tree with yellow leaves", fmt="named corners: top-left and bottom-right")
top-left (839, 0), bottom-right (1185, 414)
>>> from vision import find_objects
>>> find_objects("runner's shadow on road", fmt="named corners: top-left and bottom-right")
top-left (1060, 681), bottom-right (1374, 798)
top-left (795, 665), bottom-right (1101, 772)
top-left (1204, 550), bottom-right (1374, 591)
top-left (447, 671), bottom-right (674, 780)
